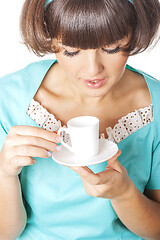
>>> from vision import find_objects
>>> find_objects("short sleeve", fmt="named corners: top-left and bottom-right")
top-left (0, 121), bottom-right (7, 151)
top-left (146, 142), bottom-right (160, 190)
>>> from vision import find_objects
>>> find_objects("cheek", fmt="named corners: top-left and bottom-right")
top-left (109, 54), bottom-right (128, 72)
top-left (120, 55), bottom-right (129, 66)
top-left (55, 54), bottom-right (67, 68)
top-left (55, 54), bottom-right (78, 77)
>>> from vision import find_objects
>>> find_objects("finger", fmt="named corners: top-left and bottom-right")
top-left (9, 135), bottom-right (60, 152)
top-left (13, 145), bottom-right (51, 158)
top-left (12, 156), bottom-right (36, 167)
top-left (70, 166), bottom-right (118, 186)
top-left (107, 150), bottom-right (121, 164)
top-left (9, 126), bottom-right (62, 143)
top-left (69, 150), bottom-right (121, 185)
top-left (70, 166), bottom-right (103, 185)
top-left (106, 150), bottom-right (122, 172)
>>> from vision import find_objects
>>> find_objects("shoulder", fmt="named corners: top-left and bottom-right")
top-left (0, 59), bottom-right (56, 89)
top-left (35, 61), bottom-right (66, 101)
top-left (0, 59), bottom-right (56, 101)
top-left (126, 65), bottom-right (160, 97)
top-left (0, 59), bottom-right (56, 124)
top-left (125, 66), bottom-right (160, 142)
top-left (140, 70), bottom-right (160, 116)
top-left (123, 67), bottom-right (152, 112)
top-left (136, 69), bottom-right (160, 147)
top-left (126, 65), bottom-right (160, 109)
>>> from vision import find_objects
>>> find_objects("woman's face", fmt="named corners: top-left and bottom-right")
top-left (53, 37), bottom-right (130, 99)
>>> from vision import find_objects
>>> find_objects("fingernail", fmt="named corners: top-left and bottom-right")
top-left (56, 136), bottom-right (62, 143)
top-left (47, 151), bottom-right (52, 157)
top-left (56, 145), bottom-right (61, 152)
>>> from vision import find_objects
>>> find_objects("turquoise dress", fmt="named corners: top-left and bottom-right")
top-left (0, 60), bottom-right (160, 240)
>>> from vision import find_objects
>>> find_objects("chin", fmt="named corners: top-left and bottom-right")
top-left (84, 89), bottom-right (107, 98)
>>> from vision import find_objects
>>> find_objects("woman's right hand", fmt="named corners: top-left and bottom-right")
top-left (0, 125), bottom-right (62, 177)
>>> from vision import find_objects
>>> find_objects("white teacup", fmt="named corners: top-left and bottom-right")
top-left (58, 116), bottom-right (99, 158)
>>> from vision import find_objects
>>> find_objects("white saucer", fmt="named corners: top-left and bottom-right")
top-left (52, 139), bottom-right (118, 166)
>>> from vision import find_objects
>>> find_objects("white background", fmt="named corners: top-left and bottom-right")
top-left (0, 1), bottom-right (159, 79)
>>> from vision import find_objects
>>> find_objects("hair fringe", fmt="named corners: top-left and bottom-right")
top-left (20, 0), bottom-right (160, 57)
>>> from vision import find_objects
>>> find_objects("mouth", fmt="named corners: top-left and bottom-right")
top-left (83, 78), bottom-right (106, 89)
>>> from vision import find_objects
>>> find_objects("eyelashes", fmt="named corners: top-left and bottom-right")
top-left (63, 46), bottom-right (121, 57)
top-left (64, 50), bottom-right (80, 57)
top-left (102, 46), bottom-right (120, 54)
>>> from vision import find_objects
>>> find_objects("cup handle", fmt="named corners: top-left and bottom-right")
top-left (57, 127), bottom-right (73, 152)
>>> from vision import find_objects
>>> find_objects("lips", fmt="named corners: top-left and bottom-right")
top-left (83, 78), bottom-right (106, 89)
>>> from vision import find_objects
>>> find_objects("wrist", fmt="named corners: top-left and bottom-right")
top-left (111, 180), bottom-right (137, 203)
top-left (0, 168), bottom-right (18, 179)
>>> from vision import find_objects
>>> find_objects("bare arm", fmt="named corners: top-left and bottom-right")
top-left (0, 125), bottom-right (61, 239)
top-left (70, 151), bottom-right (160, 240)
top-left (0, 174), bottom-right (27, 240)
top-left (111, 187), bottom-right (160, 240)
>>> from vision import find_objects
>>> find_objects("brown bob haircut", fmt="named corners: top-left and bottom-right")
top-left (20, 0), bottom-right (160, 56)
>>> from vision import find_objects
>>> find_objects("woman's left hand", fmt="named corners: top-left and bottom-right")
top-left (70, 150), bottom-right (134, 200)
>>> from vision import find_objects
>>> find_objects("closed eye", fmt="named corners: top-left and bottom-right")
top-left (102, 46), bottom-right (120, 54)
top-left (63, 46), bottom-right (121, 57)
top-left (64, 50), bottom-right (80, 57)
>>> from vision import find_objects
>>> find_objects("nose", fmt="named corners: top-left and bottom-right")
top-left (84, 50), bottom-right (104, 78)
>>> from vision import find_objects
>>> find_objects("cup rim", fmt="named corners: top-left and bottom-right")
top-left (67, 116), bottom-right (99, 127)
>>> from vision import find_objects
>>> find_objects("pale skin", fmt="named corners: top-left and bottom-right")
top-left (0, 36), bottom-right (160, 239)
top-left (0, 127), bottom-right (62, 239)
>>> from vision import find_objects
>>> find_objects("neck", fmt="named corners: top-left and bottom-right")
top-left (49, 62), bottom-right (128, 106)
top-left (65, 78), bottom-right (114, 106)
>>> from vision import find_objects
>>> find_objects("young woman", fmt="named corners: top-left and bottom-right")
top-left (0, 0), bottom-right (160, 239)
